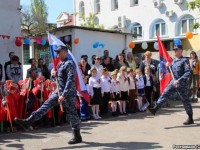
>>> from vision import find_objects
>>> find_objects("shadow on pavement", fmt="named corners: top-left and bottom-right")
top-left (164, 123), bottom-right (200, 130)
top-left (42, 141), bottom-right (162, 150)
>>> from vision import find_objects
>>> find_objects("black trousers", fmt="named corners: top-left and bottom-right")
top-left (144, 86), bottom-right (153, 108)
top-left (100, 92), bottom-right (110, 114)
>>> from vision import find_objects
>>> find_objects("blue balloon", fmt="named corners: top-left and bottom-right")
top-left (24, 38), bottom-right (30, 45)
top-left (173, 38), bottom-right (182, 46)
top-left (41, 38), bottom-right (46, 45)
top-left (93, 42), bottom-right (99, 48)
top-left (99, 43), bottom-right (104, 48)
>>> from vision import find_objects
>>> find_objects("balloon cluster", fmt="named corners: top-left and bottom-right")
top-left (93, 42), bottom-right (105, 48)
top-left (23, 37), bottom-right (47, 46)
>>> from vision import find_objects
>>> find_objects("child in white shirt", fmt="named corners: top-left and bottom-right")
top-left (127, 68), bottom-right (137, 113)
top-left (110, 70), bottom-right (120, 116)
top-left (100, 68), bottom-right (111, 114)
top-left (88, 67), bottom-right (102, 119)
top-left (135, 68), bottom-right (145, 112)
top-left (117, 66), bottom-right (129, 115)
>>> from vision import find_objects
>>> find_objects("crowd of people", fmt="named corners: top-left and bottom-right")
top-left (0, 48), bottom-right (198, 133)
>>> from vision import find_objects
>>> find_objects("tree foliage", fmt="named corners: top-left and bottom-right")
top-left (31, 0), bottom-right (48, 34)
top-left (21, 0), bottom-right (50, 36)
top-left (21, 7), bottom-right (35, 35)
top-left (80, 13), bottom-right (104, 29)
top-left (187, 0), bottom-right (200, 29)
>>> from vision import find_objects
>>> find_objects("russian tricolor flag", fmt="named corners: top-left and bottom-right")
top-left (48, 33), bottom-right (90, 103)
top-left (157, 35), bottom-right (172, 94)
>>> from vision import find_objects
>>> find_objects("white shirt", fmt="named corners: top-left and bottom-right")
top-left (89, 75), bottom-right (101, 96)
top-left (128, 76), bottom-right (136, 90)
top-left (117, 76), bottom-right (129, 92)
top-left (101, 75), bottom-right (111, 93)
top-left (145, 74), bottom-right (151, 86)
top-left (136, 74), bottom-right (145, 89)
top-left (111, 79), bottom-right (120, 94)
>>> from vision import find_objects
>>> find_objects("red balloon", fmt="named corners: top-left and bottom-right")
top-left (15, 39), bottom-right (22, 47)
top-left (74, 38), bottom-right (79, 44)
top-left (129, 42), bottom-right (135, 49)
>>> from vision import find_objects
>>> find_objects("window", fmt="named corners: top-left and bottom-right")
top-left (95, 0), bottom-right (101, 13)
top-left (153, 21), bottom-right (167, 37)
top-left (111, 0), bottom-right (118, 11)
top-left (180, 19), bottom-right (194, 34)
top-left (130, 0), bottom-right (138, 6)
top-left (178, 16), bottom-right (195, 35)
top-left (79, 1), bottom-right (85, 17)
top-left (23, 45), bottom-right (30, 65)
top-left (131, 23), bottom-right (142, 39)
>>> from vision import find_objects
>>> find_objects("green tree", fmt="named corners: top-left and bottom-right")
top-left (31, 0), bottom-right (48, 34)
top-left (21, 6), bottom-right (35, 35)
top-left (80, 13), bottom-right (104, 29)
top-left (187, 0), bottom-right (200, 29)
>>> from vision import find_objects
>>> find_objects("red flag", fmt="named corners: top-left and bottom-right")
top-left (157, 35), bottom-right (173, 94)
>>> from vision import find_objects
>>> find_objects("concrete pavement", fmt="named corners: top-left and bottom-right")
top-left (0, 100), bottom-right (200, 150)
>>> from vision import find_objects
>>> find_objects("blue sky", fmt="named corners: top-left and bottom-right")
top-left (20, 0), bottom-right (73, 23)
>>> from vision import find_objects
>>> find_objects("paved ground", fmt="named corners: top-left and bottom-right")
top-left (0, 100), bottom-right (200, 150)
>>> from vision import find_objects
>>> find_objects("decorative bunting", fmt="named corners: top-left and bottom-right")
top-left (0, 34), bottom-right (50, 46)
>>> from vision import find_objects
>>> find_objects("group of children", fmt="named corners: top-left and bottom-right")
top-left (78, 65), bottom-right (155, 121)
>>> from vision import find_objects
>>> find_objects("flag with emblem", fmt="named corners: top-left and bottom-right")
top-left (157, 35), bottom-right (173, 94)
top-left (48, 33), bottom-right (90, 103)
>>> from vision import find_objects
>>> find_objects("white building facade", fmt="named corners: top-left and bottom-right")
top-left (73, 0), bottom-right (200, 51)
top-left (0, 0), bottom-right (22, 65)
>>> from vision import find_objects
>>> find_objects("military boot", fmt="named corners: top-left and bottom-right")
top-left (68, 129), bottom-right (82, 144)
top-left (14, 115), bottom-right (35, 131)
top-left (183, 114), bottom-right (194, 125)
top-left (148, 105), bottom-right (159, 116)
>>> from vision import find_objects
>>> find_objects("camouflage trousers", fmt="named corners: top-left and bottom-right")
top-left (31, 90), bottom-right (80, 130)
top-left (157, 81), bottom-right (193, 116)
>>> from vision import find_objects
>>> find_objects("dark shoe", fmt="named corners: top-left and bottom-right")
top-left (183, 115), bottom-right (194, 125)
top-left (148, 105), bottom-right (159, 116)
top-left (123, 112), bottom-right (128, 115)
top-left (119, 112), bottom-right (123, 115)
top-left (14, 115), bottom-right (34, 131)
top-left (68, 129), bottom-right (82, 144)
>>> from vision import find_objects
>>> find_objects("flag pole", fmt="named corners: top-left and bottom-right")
top-left (168, 65), bottom-right (175, 81)
top-left (47, 32), bottom-right (63, 112)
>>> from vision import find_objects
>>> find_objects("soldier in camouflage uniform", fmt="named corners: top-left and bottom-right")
top-left (149, 44), bottom-right (194, 125)
top-left (15, 46), bottom-right (82, 144)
